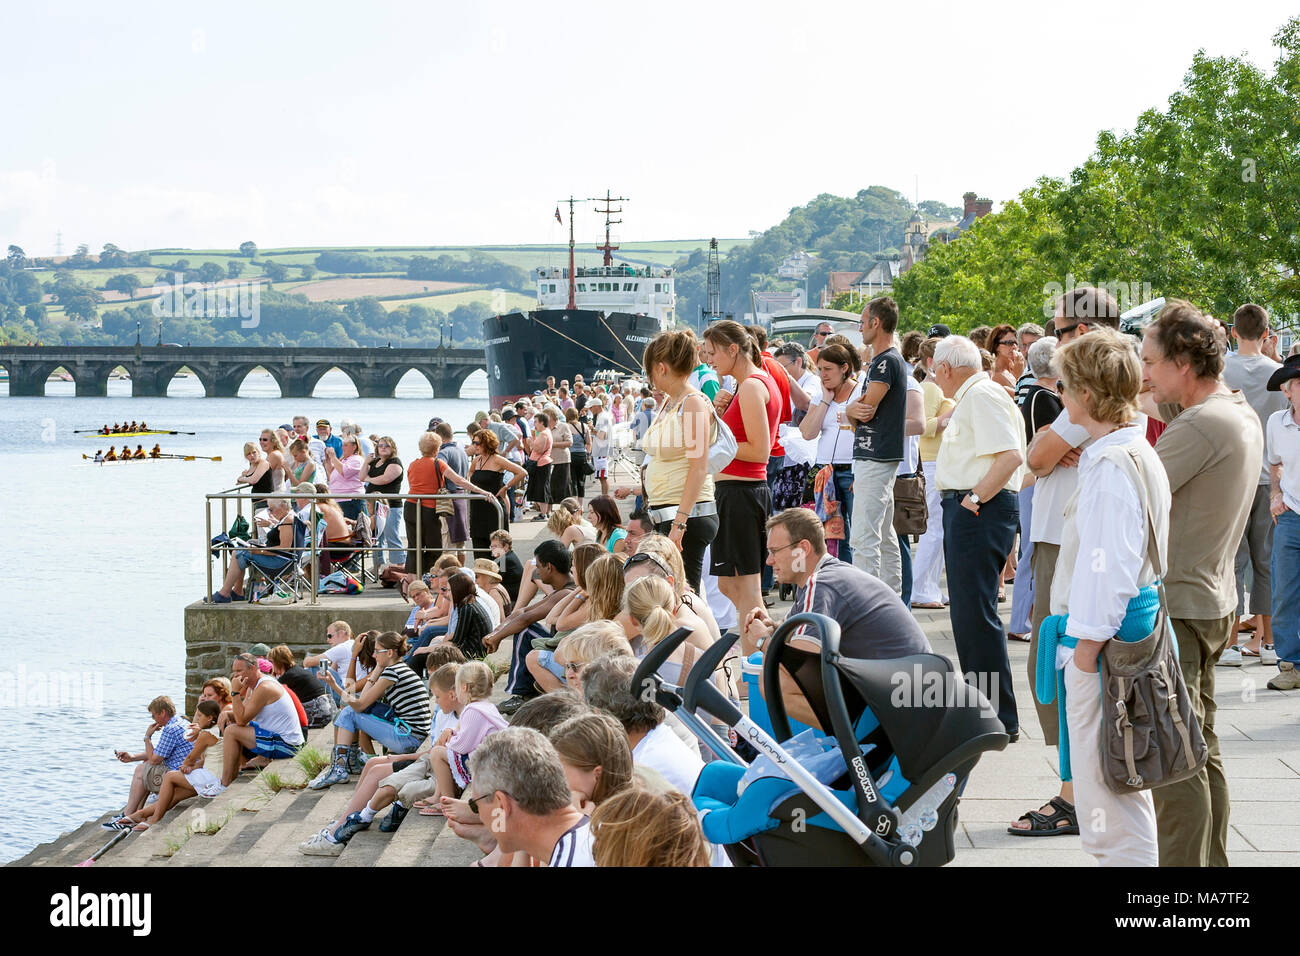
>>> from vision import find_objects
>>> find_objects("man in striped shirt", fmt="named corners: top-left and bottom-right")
top-left (743, 509), bottom-right (930, 730)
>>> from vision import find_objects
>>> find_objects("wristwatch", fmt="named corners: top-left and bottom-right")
top-left (966, 491), bottom-right (983, 510)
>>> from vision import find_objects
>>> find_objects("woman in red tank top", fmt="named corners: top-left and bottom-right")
top-left (701, 320), bottom-right (781, 651)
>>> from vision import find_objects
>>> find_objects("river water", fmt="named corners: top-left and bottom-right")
top-left (0, 369), bottom-right (490, 862)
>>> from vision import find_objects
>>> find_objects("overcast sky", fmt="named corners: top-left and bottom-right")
top-left (1, 1), bottom-right (1294, 255)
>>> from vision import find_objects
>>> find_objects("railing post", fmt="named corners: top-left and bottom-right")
top-left (309, 499), bottom-right (318, 606)
top-left (205, 496), bottom-right (213, 602)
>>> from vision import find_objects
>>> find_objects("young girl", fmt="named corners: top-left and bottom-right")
top-left (429, 662), bottom-right (507, 808)
top-left (550, 712), bottom-right (634, 816)
top-left (127, 701), bottom-right (226, 831)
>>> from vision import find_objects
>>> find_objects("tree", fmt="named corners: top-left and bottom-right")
top-left (300, 264), bottom-right (317, 281)
top-left (105, 273), bottom-right (142, 299)
top-left (24, 302), bottom-right (45, 324)
top-left (239, 241), bottom-right (258, 258)
top-left (227, 260), bottom-right (245, 279)
top-left (10, 270), bottom-right (41, 305)
top-left (7, 245), bottom-right (25, 268)
top-left (100, 243), bottom-right (127, 268)
top-left (196, 262), bottom-right (225, 284)
top-left (262, 260), bottom-right (288, 283)
top-left (63, 294), bottom-right (100, 324)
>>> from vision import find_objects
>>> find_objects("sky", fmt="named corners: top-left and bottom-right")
top-left (0, 0), bottom-right (1295, 256)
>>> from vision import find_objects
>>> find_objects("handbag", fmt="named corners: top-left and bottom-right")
top-left (433, 460), bottom-right (454, 516)
top-left (892, 463), bottom-right (928, 537)
top-left (1097, 446), bottom-right (1208, 794)
top-left (672, 391), bottom-right (737, 476)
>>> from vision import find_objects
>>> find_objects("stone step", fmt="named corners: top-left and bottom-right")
top-left (420, 810), bottom-right (485, 867)
top-left (271, 782), bottom-right (358, 867)
top-left (102, 796), bottom-right (217, 866)
top-left (36, 819), bottom-right (121, 867)
top-left (373, 806), bottom-right (447, 867)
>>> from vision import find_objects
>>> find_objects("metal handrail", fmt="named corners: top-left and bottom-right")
top-left (204, 487), bottom-right (507, 606)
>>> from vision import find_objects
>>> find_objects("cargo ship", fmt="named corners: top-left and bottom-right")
top-left (482, 193), bottom-right (674, 407)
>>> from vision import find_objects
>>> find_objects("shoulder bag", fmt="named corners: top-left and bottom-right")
top-left (1097, 446), bottom-right (1208, 793)
top-left (892, 463), bottom-right (927, 538)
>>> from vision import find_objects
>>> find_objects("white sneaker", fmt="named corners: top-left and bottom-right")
top-left (1261, 644), bottom-right (1278, 666)
top-left (299, 827), bottom-right (344, 857)
top-left (1268, 661), bottom-right (1300, 691)
top-left (1218, 645), bottom-right (1244, 667)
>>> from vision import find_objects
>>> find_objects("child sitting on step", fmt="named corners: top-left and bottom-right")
top-left (432, 662), bottom-right (507, 805)
top-left (125, 700), bottom-right (226, 831)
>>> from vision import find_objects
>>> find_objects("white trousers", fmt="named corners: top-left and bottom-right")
top-left (1064, 658), bottom-right (1158, 866)
top-left (910, 459), bottom-right (945, 604)
top-left (850, 458), bottom-right (901, 593)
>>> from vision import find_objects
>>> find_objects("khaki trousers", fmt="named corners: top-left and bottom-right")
top-left (1028, 542), bottom-right (1060, 749)
top-left (1152, 614), bottom-right (1234, 867)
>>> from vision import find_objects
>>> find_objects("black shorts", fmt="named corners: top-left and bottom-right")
top-left (527, 463), bottom-right (553, 503)
top-left (709, 480), bottom-right (771, 577)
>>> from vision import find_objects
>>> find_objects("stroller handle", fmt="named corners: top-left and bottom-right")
top-left (761, 611), bottom-right (841, 743)
top-left (680, 630), bottom-right (740, 715)
top-left (630, 626), bottom-right (694, 709)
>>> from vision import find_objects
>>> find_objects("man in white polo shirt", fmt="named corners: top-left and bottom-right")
top-left (1265, 355), bottom-right (1300, 689)
top-left (933, 334), bottom-right (1026, 739)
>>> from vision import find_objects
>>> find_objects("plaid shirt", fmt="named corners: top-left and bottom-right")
top-left (154, 715), bottom-right (194, 770)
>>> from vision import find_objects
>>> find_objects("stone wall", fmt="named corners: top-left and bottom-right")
top-left (184, 598), bottom-right (412, 712)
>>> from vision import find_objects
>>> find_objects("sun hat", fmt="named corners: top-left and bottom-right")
top-left (472, 558), bottom-right (503, 582)
top-left (1267, 354), bottom-right (1300, 391)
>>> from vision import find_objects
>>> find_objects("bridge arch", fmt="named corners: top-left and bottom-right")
top-left (446, 364), bottom-right (487, 398)
top-left (385, 366), bottom-right (437, 398)
top-left (301, 365), bottom-right (361, 398)
top-left (156, 363), bottom-right (213, 397)
top-left (216, 363), bottom-right (286, 398)
top-left (39, 363), bottom-right (78, 395)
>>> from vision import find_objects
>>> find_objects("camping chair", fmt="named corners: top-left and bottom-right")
top-left (245, 515), bottom-right (312, 602)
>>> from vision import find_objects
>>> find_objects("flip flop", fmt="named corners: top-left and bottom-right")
top-left (911, 601), bottom-right (946, 609)
top-left (412, 799), bottom-right (435, 809)
top-left (132, 822), bottom-right (150, 832)
top-left (419, 805), bottom-right (445, 816)
top-left (1240, 645), bottom-right (1261, 657)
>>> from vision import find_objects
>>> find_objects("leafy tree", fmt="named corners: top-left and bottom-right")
top-left (23, 302), bottom-right (45, 324)
top-left (262, 261), bottom-right (288, 282)
top-left (7, 245), bottom-right (25, 268)
top-left (227, 260), bottom-right (245, 279)
top-left (300, 264), bottom-right (317, 281)
top-left (63, 294), bottom-right (100, 323)
top-left (10, 270), bottom-right (41, 305)
top-left (239, 241), bottom-right (258, 258)
top-left (100, 243), bottom-right (128, 268)
top-left (105, 273), bottom-right (142, 299)
top-left (196, 261), bottom-right (225, 284)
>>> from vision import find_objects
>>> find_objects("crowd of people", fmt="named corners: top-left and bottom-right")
top-left (139, 291), bottom-right (1294, 866)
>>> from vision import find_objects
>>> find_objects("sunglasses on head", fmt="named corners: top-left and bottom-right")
top-left (623, 551), bottom-right (672, 577)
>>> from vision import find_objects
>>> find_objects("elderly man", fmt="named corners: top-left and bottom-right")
top-left (744, 508), bottom-right (931, 730)
top-left (1266, 356), bottom-right (1300, 689)
top-left (1014, 323), bottom-right (1045, 405)
top-left (1141, 301), bottom-right (1262, 868)
top-left (933, 334), bottom-right (1026, 739)
top-left (468, 727), bottom-right (594, 866)
top-left (846, 296), bottom-right (908, 593)
top-left (104, 696), bottom-right (194, 829)
top-left (219, 653), bottom-right (305, 786)
top-left (315, 419), bottom-right (342, 458)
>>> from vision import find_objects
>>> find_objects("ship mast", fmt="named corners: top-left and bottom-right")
top-left (591, 190), bottom-right (627, 267)
top-left (559, 196), bottom-right (578, 310)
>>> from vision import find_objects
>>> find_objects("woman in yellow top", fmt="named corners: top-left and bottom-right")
top-left (911, 336), bottom-right (957, 608)
top-left (638, 329), bottom-right (718, 594)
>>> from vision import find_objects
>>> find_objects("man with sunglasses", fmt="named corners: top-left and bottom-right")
top-left (467, 727), bottom-right (594, 866)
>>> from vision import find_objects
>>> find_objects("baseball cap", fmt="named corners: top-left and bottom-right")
top-left (927, 324), bottom-right (951, 339)
top-left (315, 418), bottom-right (330, 428)
top-left (427, 417), bottom-right (444, 430)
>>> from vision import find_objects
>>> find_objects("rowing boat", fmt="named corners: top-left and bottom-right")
top-left (76, 429), bottom-right (197, 437)
top-left (81, 454), bottom-right (223, 463)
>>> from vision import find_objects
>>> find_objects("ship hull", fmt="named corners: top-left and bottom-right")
top-left (482, 309), bottom-right (660, 407)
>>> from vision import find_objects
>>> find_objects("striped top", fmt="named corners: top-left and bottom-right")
top-left (376, 662), bottom-right (432, 737)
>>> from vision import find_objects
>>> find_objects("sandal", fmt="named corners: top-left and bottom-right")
top-left (419, 805), bottom-right (445, 816)
top-left (911, 601), bottom-right (946, 610)
top-left (1007, 796), bottom-right (1079, 837)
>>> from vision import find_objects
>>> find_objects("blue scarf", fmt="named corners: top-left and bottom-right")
top-left (1035, 585), bottom-right (1161, 782)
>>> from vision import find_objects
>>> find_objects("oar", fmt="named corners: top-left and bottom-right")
top-left (159, 453), bottom-right (223, 461)
top-left (74, 429), bottom-right (197, 435)
top-left (75, 827), bottom-right (131, 866)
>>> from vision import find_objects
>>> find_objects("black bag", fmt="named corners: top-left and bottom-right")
top-left (892, 464), bottom-right (927, 537)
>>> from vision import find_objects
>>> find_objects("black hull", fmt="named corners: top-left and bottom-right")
top-left (481, 309), bottom-right (661, 406)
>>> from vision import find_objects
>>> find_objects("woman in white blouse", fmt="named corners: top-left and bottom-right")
top-left (1040, 329), bottom-right (1170, 866)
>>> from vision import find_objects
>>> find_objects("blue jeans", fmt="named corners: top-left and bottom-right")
top-left (898, 531), bottom-right (912, 608)
top-left (942, 490), bottom-right (1020, 734)
top-left (833, 467), bottom-right (855, 565)
top-left (1272, 509), bottom-right (1300, 665)
top-left (406, 624), bottom-right (448, 674)
top-left (333, 707), bottom-right (422, 754)
top-left (762, 455), bottom-right (784, 591)
top-left (1009, 485), bottom-right (1035, 635)
top-left (377, 504), bottom-right (405, 567)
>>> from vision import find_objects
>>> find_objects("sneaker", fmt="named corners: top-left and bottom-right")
top-left (308, 761), bottom-right (350, 791)
top-left (299, 828), bottom-right (344, 857)
top-left (1217, 645), bottom-right (1244, 667)
top-left (1268, 661), bottom-right (1300, 691)
top-left (498, 694), bottom-right (536, 717)
top-left (379, 803), bottom-right (410, 833)
top-left (1262, 644), bottom-right (1278, 666)
top-left (346, 746), bottom-right (369, 775)
top-left (101, 816), bottom-right (131, 830)
top-left (330, 811), bottom-right (371, 844)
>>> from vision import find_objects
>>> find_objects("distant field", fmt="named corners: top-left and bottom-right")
top-left (381, 289), bottom-right (535, 313)
top-left (291, 277), bottom-right (469, 301)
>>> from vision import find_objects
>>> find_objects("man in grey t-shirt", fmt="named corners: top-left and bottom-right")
top-left (1222, 304), bottom-right (1286, 659)
top-left (744, 509), bottom-right (931, 731)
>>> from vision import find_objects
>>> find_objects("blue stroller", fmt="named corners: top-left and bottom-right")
top-left (632, 613), bottom-right (1008, 866)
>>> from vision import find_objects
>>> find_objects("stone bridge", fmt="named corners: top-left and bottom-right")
top-left (0, 345), bottom-right (486, 398)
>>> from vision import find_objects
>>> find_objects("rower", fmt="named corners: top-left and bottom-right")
top-left (111, 422), bottom-right (121, 433)
top-left (121, 445), bottom-right (133, 460)
top-left (129, 420), bottom-right (139, 432)
top-left (93, 449), bottom-right (105, 463)
top-left (134, 445), bottom-right (147, 459)
top-left (101, 425), bottom-right (111, 435)
top-left (105, 448), bottom-right (118, 461)
top-left (150, 444), bottom-right (162, 458)
top-left (139, 422), bottom-right (148, 431)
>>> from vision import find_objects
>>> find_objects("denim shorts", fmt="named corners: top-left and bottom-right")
top-left (536, 649), bottom-right (567, 682)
